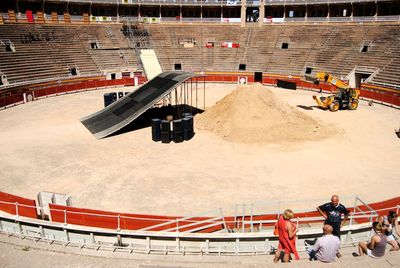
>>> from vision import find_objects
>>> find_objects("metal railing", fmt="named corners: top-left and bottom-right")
top-left (1, 197), bottom-right (398, 256)
top-left (2, 11), bottom-right (399, 24)
top-left (265, 0), bottom-right (389, 5)
top-left (28, 0), bottom-right (393, 4)
top-left (370, 81), bottom-right (400, 90)
top-left (0, 73), bottom-right (101, 91)
top-left (1, 196), bottom-right (397, 234)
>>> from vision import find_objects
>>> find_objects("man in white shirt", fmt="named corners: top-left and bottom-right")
top-left (307, 224), bottom-right (341, 263)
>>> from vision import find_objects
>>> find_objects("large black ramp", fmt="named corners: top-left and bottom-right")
top-left (80, 71), bottom-right (201, 139)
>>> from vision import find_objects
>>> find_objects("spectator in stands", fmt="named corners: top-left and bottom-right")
top-left (307, 224), bottom-right (341, 263)
top-left (379, 211), bottom-right (400, 251)
top-left (356, 221), bottom-right (387, 258)
top-left (317, 195), bottom-right (349, 238)
top-left (273, 209), bottom-right (300, 263)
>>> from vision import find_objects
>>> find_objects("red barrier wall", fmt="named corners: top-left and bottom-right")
top-left (32, 78), bottom-right (135, 99)
top-left (203, 73), bottom-right (399, 107)
top-left (0, 77), bottom-right (138, 108)
top-left (49, 197), bottom-right (400, 232)
top-left (203, 74), bottom-right (337, 92)
top-left (360, 84), bottom-right (400, 107)
top-left (1, 191), bottom-right (399, 232)
top-left (0, 93), bottom-right (25, 107)
top-left (49, 203), bottom-right (224, 231)
top-left (50, 203), bottom-right (185, 230)
top-left (0, 191), bottom-right (37, 218)
top-left (1, 73), bottom-right (398, 108)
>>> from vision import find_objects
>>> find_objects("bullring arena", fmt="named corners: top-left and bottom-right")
top-left (1, 0), bottom-right (400, 266)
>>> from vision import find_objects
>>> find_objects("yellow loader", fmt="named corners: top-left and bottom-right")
top-left (311, 72), bottom-right (360, 112)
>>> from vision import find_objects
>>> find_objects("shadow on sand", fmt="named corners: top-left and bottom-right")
top-left (109, 104), bottom-right (203, 138)
top-left (296, 105), bottom-right (315, 110)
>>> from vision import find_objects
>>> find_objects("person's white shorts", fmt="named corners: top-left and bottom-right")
top-left (366, 249), bottom-right (380, 258)
top-left (387, 234), bottom-right (396, 242)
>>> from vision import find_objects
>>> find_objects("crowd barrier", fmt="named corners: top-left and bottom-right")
top-left (201, 72), bottom-right (400, 107)
top-left (0, 192), bottom-right (37, 218)
top-left (0, 191), bottom-right (399, 234)
top-left (0, 75), bottom-right (147, 108)
top-left (1, 72), bottom-right (399, 108)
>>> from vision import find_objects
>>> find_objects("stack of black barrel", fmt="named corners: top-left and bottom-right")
top-left (151, 113), bottom-right (194, 143)
top-left (103, 92), bottom-right (130, 107)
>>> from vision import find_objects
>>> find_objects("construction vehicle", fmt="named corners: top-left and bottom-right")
top-left (310, 72), bottom-right (360, 112)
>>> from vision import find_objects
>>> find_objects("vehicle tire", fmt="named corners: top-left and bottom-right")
top-left (349, 100), bottom-right (359, 110)
top-left (329, 101), bottom-right (339, 112)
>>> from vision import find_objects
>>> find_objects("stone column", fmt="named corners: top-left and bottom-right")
top-left (327, 4), bottom-right (330, 18)
top-left (241, 0), bottom-right (246, 27)
top-left (350, 3), bottom-right (354, 21)
top-left (259, 0), bottom-right (264, 27)
top-left (305, 5), bottom-right (308, 20)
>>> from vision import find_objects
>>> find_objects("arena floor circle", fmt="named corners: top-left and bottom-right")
top-left (0, 83), bottom-right (399, 216)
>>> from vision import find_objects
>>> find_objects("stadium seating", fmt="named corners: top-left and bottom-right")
top-left (0, 22), bottom-right (399, 89)
top-left (0, 24), bottom-right (139, 85)
top-left (146, 23), bottom-right (400, 85)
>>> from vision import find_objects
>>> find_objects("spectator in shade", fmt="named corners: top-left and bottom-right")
top-left (307, 224), bottom-right (340, 263)
top-left (356, 221), bottom-right (387, 258)
top-left (273, 209), bottom-right (300, 263)
top-left (317, 195), bottom-right (349, 238)
top-left (379, 211), bottom-right (400, 251)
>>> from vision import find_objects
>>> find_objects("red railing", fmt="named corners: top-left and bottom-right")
top-left (0, 76), bottom-right (140, 108)
top-left (1, 190), bottom-right (399, 233)
top-left (1, 73), bottom-right (398, 108)
top-left (0, 191), bottom-right (37, 218)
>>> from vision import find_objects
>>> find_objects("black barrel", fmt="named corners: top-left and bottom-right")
top-left (172, 119), bottom-right (184, 143)
top-left (182, 112), bottom-right (192, 118)
top-left (103, 93), bottom-right (113, 107)
top-left (111, 92), bottom-right (118, 103)
top-left (187, 115), bottom-right (194, 140)
top-left (151, 119), bottom-right (161, 142)
top-left (182, 117), bottom-right (191, 140)
top-left (161, 120), bottom-right (171, 143)
top-left (118, 92), bottom-right (124, 99)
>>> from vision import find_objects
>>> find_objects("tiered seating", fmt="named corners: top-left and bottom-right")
top-left (310, 25), bottom-right (395, 78)
top-left (0, 22), bottom-right (399, 88)
top-left (37, 25), bottom-right (99, 76)
top-left (81, 25), bottom-right (138, 71)
top-left (0, 24), bottom-right (68, 84)
top-left (149, 25), bottom-right (247, 72)
top-left (370, 28), bottom-right (400, 86)
top-left (0, 24), bottom-right (141, 85)
top-left (147, 23), bottom-right (400, 88)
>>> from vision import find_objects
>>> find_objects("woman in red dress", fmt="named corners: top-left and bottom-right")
top-left (274, 209), bottom-right (300, 262)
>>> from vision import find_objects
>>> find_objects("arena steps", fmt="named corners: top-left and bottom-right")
top-left (1, 229), bottom-right (399, 267)
top-left (146, 23), bottom-right (400, 86)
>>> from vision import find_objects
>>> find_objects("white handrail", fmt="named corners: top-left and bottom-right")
top-left (1, 199), bottom-right (397, 232)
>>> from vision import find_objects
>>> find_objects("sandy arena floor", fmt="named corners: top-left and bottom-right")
top-left (0, 84), bottom-right (399, 216)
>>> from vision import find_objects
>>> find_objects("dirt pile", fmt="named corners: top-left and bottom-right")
top-left (196, 84), bottom-right (333, 144)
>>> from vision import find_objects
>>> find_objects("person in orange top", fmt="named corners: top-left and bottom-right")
top-left (274, 209), bottom-right (300, 262)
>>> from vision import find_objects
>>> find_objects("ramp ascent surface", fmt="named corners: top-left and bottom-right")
top-left (80, 71), bottom-right (201, 139)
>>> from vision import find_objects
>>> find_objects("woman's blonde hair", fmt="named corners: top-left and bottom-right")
top-left (283, 209), bottom-right (294, 220)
